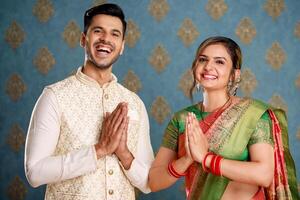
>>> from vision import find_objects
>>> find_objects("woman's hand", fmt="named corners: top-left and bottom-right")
top-left (186, 112), bottom-right (209, 163)
top-left (183, 115), bottom-right (194, 164)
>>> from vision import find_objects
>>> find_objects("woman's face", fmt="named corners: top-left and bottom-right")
top-left (195, 44), bottom-right (233, 92)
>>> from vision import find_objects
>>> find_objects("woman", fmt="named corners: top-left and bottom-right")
top-left (149, 36), bottom-right (299, 200)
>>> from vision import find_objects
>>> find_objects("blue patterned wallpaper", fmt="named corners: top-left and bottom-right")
top-left (0, 0), bottom-right (299, 199)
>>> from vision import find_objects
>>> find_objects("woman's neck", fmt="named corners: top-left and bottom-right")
top-left (202, 90), bottom-right (230, 112)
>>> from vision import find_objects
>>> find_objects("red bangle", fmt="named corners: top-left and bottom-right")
top-left (210, 154), bottom-right (217, 174)
top-left (209, 154), bottom-right (223, 176)
top-left (202, 152), bottom-right (214, 172)
top-left (213, 155), bottom-right (223, 176)
top-left (167, 160), bottom-right (187, 178)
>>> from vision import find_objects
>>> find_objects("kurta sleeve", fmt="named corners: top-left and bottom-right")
top-left (24, 88), bottom-right (98, 188)
top-left (121, 100), bottom-right (154, 193)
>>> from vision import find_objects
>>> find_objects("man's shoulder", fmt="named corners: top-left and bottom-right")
top-left (46, 74), bottom-right (76, 91)
top-left (116, 82), bottom-right (142, 102)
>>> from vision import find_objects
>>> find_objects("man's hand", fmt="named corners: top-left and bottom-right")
top-left (115, 115), bottom-right (134, 170)
top-left (94, 102), bottom-right (128, 159)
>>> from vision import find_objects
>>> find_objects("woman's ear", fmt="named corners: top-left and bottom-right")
top-left (234, 69), bottom-right (241, 81)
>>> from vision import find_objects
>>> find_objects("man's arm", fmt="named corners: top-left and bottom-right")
top-left (119, 101), bottom-right (154, 193)
top-left (24, 88), bottom-right (98, 187)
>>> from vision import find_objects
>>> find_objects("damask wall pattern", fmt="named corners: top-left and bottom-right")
top-left (0, 0), bottom-right (299, 199)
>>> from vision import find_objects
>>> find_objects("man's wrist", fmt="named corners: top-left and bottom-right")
top-left (94, 144), bottom-right (107, 159)
top-left (117, 149), bottom-right (134, 170)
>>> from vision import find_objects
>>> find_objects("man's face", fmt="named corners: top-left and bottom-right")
top-left (82, 14), bottom-right (125, 69)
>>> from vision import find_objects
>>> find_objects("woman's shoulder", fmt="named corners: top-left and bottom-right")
top-left (172, 104), bottom-right (199, 119)
top-left (237, 97), bottom-right (270, 110)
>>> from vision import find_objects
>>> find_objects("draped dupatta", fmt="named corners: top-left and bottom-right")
top-left (177, 98), bottom-right (298, 200)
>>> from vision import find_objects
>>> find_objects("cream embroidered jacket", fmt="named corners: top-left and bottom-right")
top-left (25, 67), bottom-right (154, 200)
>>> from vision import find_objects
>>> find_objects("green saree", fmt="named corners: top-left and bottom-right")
top-left (161, 98), bottom-right (299, 200)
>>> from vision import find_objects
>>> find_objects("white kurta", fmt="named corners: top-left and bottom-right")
top-left (25, 67), bottom-right (154, 200)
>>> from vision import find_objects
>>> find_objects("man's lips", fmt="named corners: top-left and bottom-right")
top-left (95, 45), bottom-right (113, 54)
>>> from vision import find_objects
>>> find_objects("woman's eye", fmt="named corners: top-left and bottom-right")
top-left (216, 60), bottom-right (224, 65)
top-left (198, 57), bottom-right (207, 62)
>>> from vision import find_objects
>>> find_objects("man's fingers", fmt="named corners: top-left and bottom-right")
top-left (109, 106), bottom-right (123, 128)
top-left (111, 104), bottom-right (128, 133)
top-left (123, 116), bottom-right (129, 139)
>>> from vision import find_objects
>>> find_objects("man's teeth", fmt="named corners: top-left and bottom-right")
top-left (96, 46), bottom-right (112, 53)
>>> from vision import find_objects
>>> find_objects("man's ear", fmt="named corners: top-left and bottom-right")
top-left (120, 40), bottom-right (125, 55)
top-left (80, 32), bottom-right (86, 47)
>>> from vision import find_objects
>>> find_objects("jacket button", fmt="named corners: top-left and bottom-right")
top-left (108, 169), bottom-right (113, 175)
top-left (108, 189), bottom-right (114, 195)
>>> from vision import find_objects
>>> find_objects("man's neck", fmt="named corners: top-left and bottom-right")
top-left (82, 62), bottom-right (113, 86)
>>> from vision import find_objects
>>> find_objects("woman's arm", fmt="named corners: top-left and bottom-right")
top-left (188, 112), bottom-right (274, 187)
top-left (217, 143), bottom-right (274, 187)
top-left (148, 147), bottom-right (192, 192)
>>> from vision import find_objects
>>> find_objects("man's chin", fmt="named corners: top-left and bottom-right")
top-left (95, 63), bottom-right (111, 69)
top-left (91, 60), bottom-right (111, 70)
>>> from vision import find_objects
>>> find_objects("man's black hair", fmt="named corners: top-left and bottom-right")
top-left (84, 3), bottom-right (127, 38)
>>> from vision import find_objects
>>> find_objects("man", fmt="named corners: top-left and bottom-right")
top-left (24, 3), bottom-right (154, 200)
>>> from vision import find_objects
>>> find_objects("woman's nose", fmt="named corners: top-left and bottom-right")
top-left (203, 61), bottom-right (213, 70)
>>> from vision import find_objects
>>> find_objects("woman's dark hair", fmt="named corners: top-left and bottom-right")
top-left (189, 36), bottom-right (242, 99)
top-left (83, 3), bottom-right (127, 38)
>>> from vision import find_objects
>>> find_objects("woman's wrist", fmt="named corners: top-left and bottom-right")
top-left (181, 156), bottom-right (194, 167)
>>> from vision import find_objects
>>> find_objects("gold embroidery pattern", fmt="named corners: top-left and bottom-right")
top-left (206, 99), bottom-right (250, 154)
top-left (264, 0), bottom-right (285, 19)
top-left (269, 93), bottom-right (288, 113)
top-left (149, 44), bottom-right (170, 73)
top-left (294, 21), bottom-right (300, 39)
top-left (240, 68), bottom-right (257, 97)
top-left (5, 74), bottom-right (27, 102)
top-left (6, 124), bottom-right (25, 153)
top-left (148, 0), bottom-right (170, 22)
top-left (32, 0), bottom-right (54, 23)
top-left (62, 21), bottom-right (81, 48)
top-left (123, 70), bottom-right (142, 93)
top-left (6, 176), bottom-right (27, 200)
top-left (265, 42), bottom-right (286, 70)
top-left (235, 17), bottom-right (257, 44)
top-left (178, 69), bottom-right (194, 98)
top-left (177, 18), bottom-right (199, 47)
top-left (295, 74), bottom-right (300, 89)
top-left (33, 47), bottom-right (56, 75)
top-left (5, 21), bottom-right (26, 49)
top-left (125, 19), bottom-right (141, 48)
top-left (151, 96), bottom-right (171, 124)
top-left (206, 0), bottom-right (228, 20)
top-left (248, 119), bottom-right (273, 146)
